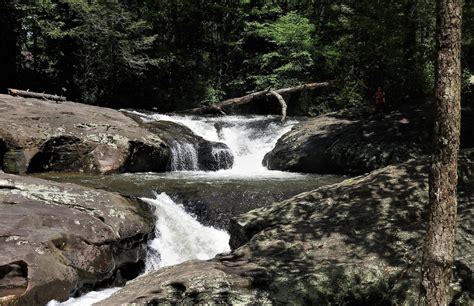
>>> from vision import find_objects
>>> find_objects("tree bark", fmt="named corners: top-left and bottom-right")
top-left (270, 90), bottom-right (287, 122)
top-left (421, 0), bottom-right (462, 305)
top-left (181, 81), bottom-right (335, 116)
top-left (8, 88), bottom-right (66, 102)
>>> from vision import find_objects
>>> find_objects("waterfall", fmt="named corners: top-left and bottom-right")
top-left (48, 113), bottom-right (299, 305)
top-left (47, 288), bottom-right (121, 306)
top-left (169, 141), bottom-right (199, 171)
top-left (143, 193), bottom-right (230, 270)
top-left (48, 193), bottom-right (230, 306)
top-left (128, 111), bottom-right (298, 174)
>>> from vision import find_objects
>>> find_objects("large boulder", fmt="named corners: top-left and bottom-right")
top-left (0, 173), bottom-right (155, 305)
top-left (0, 94), bottom-right (170, 174)
top-left (264, 103), bottom-right (473, 175)
top-left (137, 119), bottom-right (234, 171)
top-left (99, 150), bottom-right (473, 305)
top-left (264, 104), bottom-right (432, 174)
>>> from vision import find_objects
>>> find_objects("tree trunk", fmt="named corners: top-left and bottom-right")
top-left (421, 0), bottom-right (462, 305)
top-left (181, 81), bottom-right (335, 116)
top-left (270, 90), bottom-right (287, 122)
top-left (7, 88), bottom-right (66, 102)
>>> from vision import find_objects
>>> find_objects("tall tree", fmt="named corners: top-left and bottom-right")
top-left (421, 0), bottom-right (463, 305)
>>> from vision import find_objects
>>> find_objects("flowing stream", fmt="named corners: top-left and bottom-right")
top-left (46, 113), bottom-right (343, 305)
top-left (127, 112), bottom-right (300, 176)
top-left (143, 193), bottom-right (230, 270)
top-left (48, 192), bottom-right (230, 306)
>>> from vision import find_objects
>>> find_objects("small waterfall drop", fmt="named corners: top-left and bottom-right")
top-left (128, 111), bottom-right (298, 175)
top-left (169, 141), bottom-right (199, 171)
top-left (48, 193), bottom-right (230, 306)
top-left (47, 288), bottom-right (121, 306)
top-left (143, 193), bottom-right (230, 270)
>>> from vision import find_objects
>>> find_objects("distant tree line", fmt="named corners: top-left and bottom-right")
top-left (0, 0), bottom-right (472, 113)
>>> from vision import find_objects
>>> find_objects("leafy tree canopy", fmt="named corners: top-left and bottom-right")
top-left (0, 0), bottom-right (472, 113)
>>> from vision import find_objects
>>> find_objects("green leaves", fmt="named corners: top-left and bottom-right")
top-left (3, 0), bottom-right (471, 112)
top-left (239, 11), bottom-right (315, 91)
top-left (258, 12), bottom-right (314, 49)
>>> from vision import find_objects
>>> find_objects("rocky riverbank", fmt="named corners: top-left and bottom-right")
top-left (0, 173), bottom-right (155, 305)
top-left (1, 94), bottom-right (472, 305)
top-left (0, 94), bottom-right (233, 174)
top-left (99, 149), bottom-right (473, 305)
top-left (264, 102), bottom-right (473, 174)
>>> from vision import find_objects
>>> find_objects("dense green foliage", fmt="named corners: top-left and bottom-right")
top-left (0, 0), bottom-right (472, 113)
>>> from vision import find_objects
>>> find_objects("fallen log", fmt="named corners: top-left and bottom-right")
top-left (270, 90), bottom-right (287, 122)
top-left (8, 88), bottom-right (66, 102)
top-left (181, 81), bottom-right (335, 117)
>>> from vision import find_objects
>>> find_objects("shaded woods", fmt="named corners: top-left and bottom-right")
top-left (0, 1), bottom-right (473, 113)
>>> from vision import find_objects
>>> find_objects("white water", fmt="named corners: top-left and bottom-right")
top-left (169, 141), bottom-right (199, 171)
top-left (47, 112), bottom-right (298, 305)
top-left (143, 193), bottom-right (230, 270)
top-left (125, 111), bottom-right (299, 176)
top-left (47, 193), bottom-right (230, 306)
top-left (47, 288), bottom-right (121, 306)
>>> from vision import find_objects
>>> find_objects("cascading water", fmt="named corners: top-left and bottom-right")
top-left (169, 141), bottom-right (199, 171)
top-left (48, 112), bottom-right (302, 305)
top-left (143, 193), bottom-right (230, 270)
top-left (48, 193), bottom-right (230, 306)
top-left (127, 111), bottom-right (299, 175)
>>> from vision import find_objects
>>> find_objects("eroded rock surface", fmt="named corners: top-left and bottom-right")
top-left (0, 173), bottom-right (154, 305)
top-left (0, 94), bottom-right (170, 174)
top-left (99, 150), bottom-right (473, 305)
top-left (264, 103), bottom-right (473, 175)
top-left (264, 104), bottom-right (433, 174)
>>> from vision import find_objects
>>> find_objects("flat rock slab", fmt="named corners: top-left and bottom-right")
top-left (0, 173), bottom-right (154, 305)
top-left (99, 150), bottom-right (473, 305)
top-left (0, 94), bottom-right (170, 174)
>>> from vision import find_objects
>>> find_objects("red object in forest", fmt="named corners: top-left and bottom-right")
top-left (374, 87), bottom-right (385, 105)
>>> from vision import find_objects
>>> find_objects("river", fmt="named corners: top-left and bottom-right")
top-left (45, 113), bottom-right (345, 305)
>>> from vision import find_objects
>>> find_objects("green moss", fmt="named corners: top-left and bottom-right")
top-left (3, 150), bottom-right (27, 174)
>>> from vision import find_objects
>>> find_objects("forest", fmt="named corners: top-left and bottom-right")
top-left (0, 1), bottom-right (473, 305)
top-left (1, 0), bottom-right (473, 113)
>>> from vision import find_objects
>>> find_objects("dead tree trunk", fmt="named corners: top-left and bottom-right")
top-left (181, 81), bottom-right (335, 117)
top-left (421, 0), bottom-right (462, 305)
top-left (8, 88), bottom-right (66, 102)
top-left (270, 90), bottom-right (287, 122)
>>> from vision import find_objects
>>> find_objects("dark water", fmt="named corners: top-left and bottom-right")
top-left (36, 171), bottom-right (346, 229)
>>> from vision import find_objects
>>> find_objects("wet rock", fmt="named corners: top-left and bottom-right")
top-left (99, 150), bottom-right (473, 305)
top-left (0, 173), bottom-right (154, 305)
top-left (136, 120), bottom-right (234, 171)
top-left (0, 94), bottom-right (170, 174)
top-left (197, 141), bottom-right (234, 171)
top-left (122, 140), bottom-right (169, 173)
